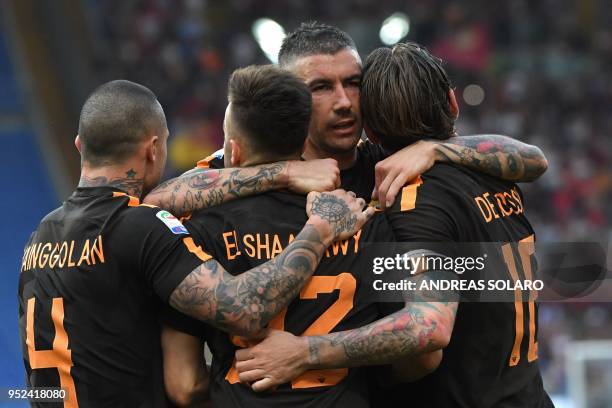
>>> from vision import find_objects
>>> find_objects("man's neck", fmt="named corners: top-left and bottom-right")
top-left (79, 163), bottom-right (145, 198)
top-left (240, 152), bottom-right (301, 168)
top-left (302, 145), bottom-right (357, 170)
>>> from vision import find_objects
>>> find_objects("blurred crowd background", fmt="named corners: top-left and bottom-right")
top-left (86, 0), bottom-right (612, 244)
top-left (1, 0), bottom-right (610, 406)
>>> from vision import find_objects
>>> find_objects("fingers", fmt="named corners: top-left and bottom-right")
top-left (377, 168), bottom-right (400, 210)
top-left (385, 172), bottom-right (410, 209)
top-left (329, 159), bottom-right (341, 189)
top-left (321, 159), bottom-right (340, 191)
top-left (238, 368), bottom-right (267, 383)
top-left (374, 162), bottom-right (385, 198)
top-left (252, 377), bottom-right (276, 393)
top-left (235, 348), bottom-right (254, 362)
top-left (363, 206), bottom-right (376, 220)
top-left (235, 357), bottom-right (258, 372)
top-left (306, 191), bottom-right (319, 201)
top-left (331, 190), bottom-right (366, 212)
top-left (355, 205), bottom-right (376, 230)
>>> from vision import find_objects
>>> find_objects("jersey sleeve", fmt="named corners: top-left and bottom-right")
top-left (113, 207), bottom-right (214, 302)
top-left (183, 211), bottom-right (226, 261)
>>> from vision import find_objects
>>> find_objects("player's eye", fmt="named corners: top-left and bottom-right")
top-left (311, 83), bottom-right (331, 92)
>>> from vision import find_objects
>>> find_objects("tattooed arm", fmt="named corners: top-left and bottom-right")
top-left (234, 272), bottom-right (458, 391)
top-left (373, 135), bottom-right (548, 208)
top-left (169, 191), bottom-right (374, 336)
top-left (433, 135), bottom-right (548, 183)
top-left (301, 301), bottom-right (457, 369)
top-left (144, 159), bottom-right (340, 216)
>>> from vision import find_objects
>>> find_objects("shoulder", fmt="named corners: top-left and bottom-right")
top-left (385, 166), bottom-right (465, 241)
top-left (112, 194), bottom-right (191, 236)
top-left (393, 163), bottom-right (488, 209)
top-left (39, 205), bottom-right (65, 224)
top-left (420, 163), bottom-right (478, 187)
top-left (421, 163), bottom-right (518, 194)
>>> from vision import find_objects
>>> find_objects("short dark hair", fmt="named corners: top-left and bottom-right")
top-left (279, 21), bottom-right (357, 66)
top-left (361, 42), bottom-right (455, 151)
top-left (78, 80), bottom-right (166, 166)
top-left (228, 65), bottom-right (311, 157)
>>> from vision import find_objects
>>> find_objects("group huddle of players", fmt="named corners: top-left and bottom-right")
top-left (19, 22), bottom-right (555, 407)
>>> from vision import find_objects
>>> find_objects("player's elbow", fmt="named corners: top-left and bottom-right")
top-left (525, 145), bottom-right (549, 181)
top-left (165, 376), bottom-right (209, 407)
top-left (535, 150), bottom-right (549, 178)
top-left (428, 312), bottom-right (454, 351)
top-left (418, 349), bottom-right (443, 374)
top-left (432, 323), bottom-right (452, 350)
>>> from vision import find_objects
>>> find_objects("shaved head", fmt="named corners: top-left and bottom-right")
top-left (78, 80), bottom-right (166, 166)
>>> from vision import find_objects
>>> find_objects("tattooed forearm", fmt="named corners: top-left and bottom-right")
top-left (434, 135), bottom-right (548, 182)
top-left (79, 172), bottom-right (144, 197)
top-left (305, 301), bottom-right (457, 368)
top-left (301, 270), bottom-right (458, 369)
top-left (169, 224), bottom-right (327, 336)
top-left (144, 163), bottom-right (287, 215)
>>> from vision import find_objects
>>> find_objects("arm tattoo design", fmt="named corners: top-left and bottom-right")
top-left (169, 224), bottom-right (326, 336)
top-left (434, 135), bottom-right (548, 182)
top-left (145, 163), bottom-right (287, 215)
top-left (310, 194), bottom-right (357, 237)
top-left (79, 173), bottom-right (144, 197)
top-left (305, 272), bottom-right (458, 368)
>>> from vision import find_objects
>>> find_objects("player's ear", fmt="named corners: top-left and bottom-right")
top-left (75, 135), bottom-right (82, 153)
top-left (448, 89), bottom-right (459, 120)
top-left (229, 139), bottom-right (242, 166)
top-left (146, 135), bottom-right (159, 164)
top-left (363, 123), bottom-right (380, 144)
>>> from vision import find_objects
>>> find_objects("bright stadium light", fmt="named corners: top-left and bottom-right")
top-left (463, 84), bottom-right (486, 106)
top-left (252, 18), bottom-right (286, 63)
top-left (379, 12), bottom-right (410, 45)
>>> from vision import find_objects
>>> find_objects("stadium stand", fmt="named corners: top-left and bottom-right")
top-left (0, 20), bottom-right (58, 400)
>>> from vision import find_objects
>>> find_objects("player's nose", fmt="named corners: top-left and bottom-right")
top-left (333, 84), bottom-right (352, 111)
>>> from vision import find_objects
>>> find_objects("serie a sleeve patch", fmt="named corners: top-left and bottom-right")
top-left (156, 210), bottom-right (189, 235)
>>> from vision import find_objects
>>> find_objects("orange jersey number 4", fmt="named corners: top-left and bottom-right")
top-left (26, 297), bottom-right (79, 407)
